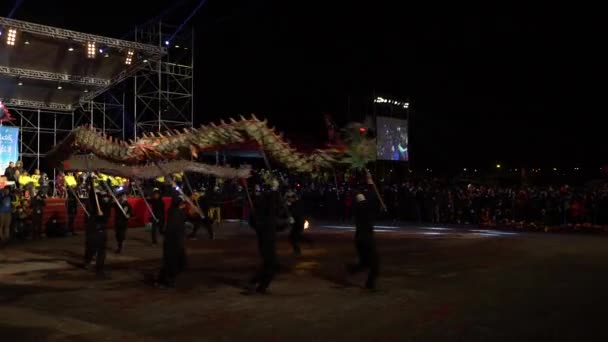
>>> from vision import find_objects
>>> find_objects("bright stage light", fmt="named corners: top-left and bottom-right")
top-left (18, 81), bottom-right (23, 86)
top-left (304, 220), bottom-right (309, 230)
top-left (57, 84), bottom-right (63, 90)
top-left (165, 40), bottom-right (170, 46)
top-left (87, 42), bottom-right (96, 58)
top-left (125, 50), bottom-right (134, 65)
top-left (68, 46), bottom-right (74, 52)
top-left (6, 28), bottom-right (17, 46)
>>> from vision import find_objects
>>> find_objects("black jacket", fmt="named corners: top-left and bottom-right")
top-left (165, 206), bottom-right (187, 244)
top-left (115, 201), bottom-right (133, 226)
top-left (4, 166), bottom-right (15, 180)
top-left (32, 197), bottom-right (45, 216)
top-left (288, 199), bottom-right (306, 231)
top-left (253, 191), bottom-right (282, 229)
top-left (149, 197), bottom-right (165, 223)
top-left (67, 193), bottom-right (78, 215)
top-left (354, 199), bottom-right (376, 240)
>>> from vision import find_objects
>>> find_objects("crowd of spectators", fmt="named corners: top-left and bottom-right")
top-left (4, 160), bottom-right (608, 241)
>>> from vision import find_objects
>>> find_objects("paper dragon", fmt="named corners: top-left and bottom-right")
top-left (47, 115), bottom-right (376, 179)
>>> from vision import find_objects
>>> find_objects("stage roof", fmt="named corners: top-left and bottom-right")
top-left (0, 17), bottom-right (165, 112)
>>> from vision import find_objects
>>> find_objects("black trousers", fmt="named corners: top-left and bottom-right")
top-left (288, 225), bottom-right (304, 254)
top-left (191, 218), bottom-right (214, 239)
top-left (151, 220), bottom-right (163, 244)
top-left (115, 223), bottom-right (127, 249)
top-left (85, 226), bottom-right (107, 274)
top-left (351, 237), bottom-right (379, 289)
top-left (67, 213), bottom-right (76, 234)
top-left (250, 231), bottom-right (277, 291)
top-left (158, 241), bottom-right (186, 285)
top-left (31, 215), bottom-right (43, 239)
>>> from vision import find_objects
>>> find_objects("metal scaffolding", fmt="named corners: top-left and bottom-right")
top-left (0, 16), bottom-right (200, 177)
top-left (4, 107), bottom-right (73, 172)
top-left (133, 22), bottom-right (194, 137)
top-left (1, 16), bottom-right (165, 174)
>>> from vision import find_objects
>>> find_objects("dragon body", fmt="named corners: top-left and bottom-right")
top-left (48, 115), bottom-right (372, 176)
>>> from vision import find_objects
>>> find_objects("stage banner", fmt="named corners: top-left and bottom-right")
top-left (0, 126), bottom-right (19, 172)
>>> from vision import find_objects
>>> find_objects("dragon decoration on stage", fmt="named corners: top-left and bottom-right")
top-left (47, 114), bottom-right (376, 180)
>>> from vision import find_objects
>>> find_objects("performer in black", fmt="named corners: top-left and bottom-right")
top-left (156, 196), bottom-right (188, 288)
top-left (31, 191), bottom-right (45, 239)
top-left (189, 190), bottom-right (214, 240)
top-left (114, 192), bottom-right (132, 254)
top-left (347, 180), bottom-right (379, 291)
top-left (149, 189), bottom-right (165, 245)
top-left (286, 191), bottom-right (307, 256)
top-left (84, 178), bottom-right (111, 278)
top-left (245, 180), bottom-right (282, 295)
top-left (66, 190), bottom-right (78, 235)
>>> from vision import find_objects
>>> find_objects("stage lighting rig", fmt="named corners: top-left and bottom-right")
top-left (125, 50), bottom-right (134, 65)
top-left (87, 42), bottom-right (96, 58)
top-left (6, 28), bottom-right (17, 46)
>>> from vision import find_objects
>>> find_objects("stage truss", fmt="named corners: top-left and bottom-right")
top-left (0, 16), bottom-right (196, 173)
top-left (133, 22), bottom-right (194, 136)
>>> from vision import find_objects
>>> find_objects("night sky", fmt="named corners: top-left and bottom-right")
top-left (1, 1), bottom-right (602, 169)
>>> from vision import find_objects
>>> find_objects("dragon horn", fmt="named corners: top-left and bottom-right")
top-left (240, 115), bottom-right (247, 121)
top-left (230, 117), bottom-right (237, 123)
top-left (220, 119), bottom-right (227, 126)
top-left (251, 114), bottom-right (259, 121)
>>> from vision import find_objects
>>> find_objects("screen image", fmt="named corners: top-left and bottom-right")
top-left (376, 116), bottom-right (408, 161)
top-left (0, 126), bottom-right (19, 172)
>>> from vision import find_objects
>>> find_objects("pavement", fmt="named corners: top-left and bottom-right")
top-left (1, 222), bottom-right (608, 341)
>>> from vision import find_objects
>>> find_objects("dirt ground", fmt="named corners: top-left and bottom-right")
top-left (1, 223), bottom-right (608, 341)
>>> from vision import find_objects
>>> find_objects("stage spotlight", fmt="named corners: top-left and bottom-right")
top-left (104, 52), bottom-right (110, 58)
top-left (87, 42), bottom-right (96, 58)
top-left (143, 59), bottom-right (148, 63)
top-left (18, 81), bottom-right (23, 86)
top-left (84, 89), bottom-right (89, 93)
top-left (6, 28), bottom-right (17, 46)
top-left (24, 39), bottom-right (30, 45)
top-left (68, 46), bottom-right (74, 52)
top-left (165, 40), bottom-right (170, 46)
top-left (175, 45), bottom-right (180, 48)
top-left (57, 84), bottom-right (63, 90)
top-left (125, 50), bottom-right (134, 65)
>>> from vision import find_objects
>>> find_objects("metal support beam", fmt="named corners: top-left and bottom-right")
top-left (0, 17), bottom-right (165, 56)
top-left (0, 66), bottom-right (110, 87)
top-left (0, 98), bottom-right (73, 111)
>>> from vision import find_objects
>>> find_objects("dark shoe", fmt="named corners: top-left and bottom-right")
top-left (96, 272), bottom-right (109, 280)
top-left (256, 287), bottom-right (269, 295)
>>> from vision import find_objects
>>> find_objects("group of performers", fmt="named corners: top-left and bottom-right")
top-left (72, 170), bottom-right (379, 293)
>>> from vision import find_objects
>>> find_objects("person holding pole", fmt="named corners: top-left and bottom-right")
top-left (114, 192), bottom-right (132, 254)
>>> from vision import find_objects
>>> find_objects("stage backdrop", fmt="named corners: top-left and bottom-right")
top-left (0, 126), bottom-right (19, 172)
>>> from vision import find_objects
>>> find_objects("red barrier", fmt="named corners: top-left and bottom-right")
top-left (41, 197), bottom-right (242, 231)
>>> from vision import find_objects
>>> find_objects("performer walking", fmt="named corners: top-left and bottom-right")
top-left (84, 178), bottom-right (111, 278)
top-left (286, 191), bottom-right (308, 256)
top-left (347, 174), bottom-right (380, 291)
top-left (66, 190), bottom-right (78, 235)
top-left (189, 190), bottom-right (213, 240)
top-left (31, 191), bottom-right (45, 239)
top-left (114, 193), bottom-right (132, 254)
top-left (149, 189), bottom-right (165, 245)
top-left (156, 196), bottom-right (188, 288)
top-left (245, 179), bottom-right (282, 295)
